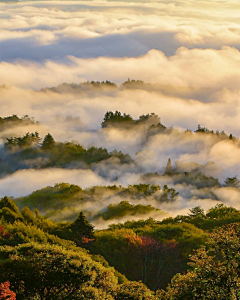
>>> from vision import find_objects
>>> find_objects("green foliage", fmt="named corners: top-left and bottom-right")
top-left (3, 135), bottom-right (134, 175)
top-left (0, 242), bottom-right (118, 300)
top-left (160, 185), bottom-right (179, 203)
top-left (90, 228), bottom-right (140, 276)
top-left (91, 226), bottom-right (188, 290)
top-left (42, 133), bottom-right (55, 150)
top-left (127, 184), bottom-right (161, 196)
top-left (0, 208), bottom-right (22, 224)
top-left (17, 183), bottom-right (83, 212)
top-left (21, 206), bottom-right (35, 224)
top-left (188, 206), bottom-right (205, 218)
top-left (135, 222), bottom-right (207, 259)
top-left (173, 171), bottom-right (220, 188)
top-left (70, 286), bottom-right (115, 300)
top-left (206, 203), bottom-right (238, 219)
top-left (69, 211), bottom-right (94, 244)
top-left (161, 204), bottom-right (240, 231)
top-left (195, 124), bottom-right (215, 134)
top-left (2, 193), bottom-right (240, 297)
top-left (0, 221), bottom-right (75, 248)
top-left (159, 223), bottom-right (240, 299)
top-left (0, 197), bottom-right (19, 214)
top-left (108, 218), bottom-right (158, 230)
top-left (15, 183), bottom-right (167, 219)
top-left (0, 208), bottom-right (129, 297)
top-left (90, 220), bottom-right (209, 290)
top-left (224, 176), bottom-right (240, 188)
top-left (101, 111), bottom-right (166, 132)
top-left (87, 80), bottom-right (117, 88)
top-left (91, 254), bottom-right (128, 284)
top-left (121, 79), bottom-right (146, 89)
top-left (0, 197), bottom-right (23, 224)
top-left (195, 124), bottom-right (227, 137)
top-left (5, 132), bottom-right (41, 150)
top-left (102, 111), bottom-right (134, 128)
top-left (43, 80), bottom-right (117, 93)
top-left (0, 114), bottom-right (37, 131)
top-left (116, 281), bottom-right (156, 300)
top-left (99, 201), bottom-right (162, 220)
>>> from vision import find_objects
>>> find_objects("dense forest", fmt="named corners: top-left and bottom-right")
top-left (0, 110), bottom-right (239, 299)
top-left (1, 196), bottom-right (240, 299)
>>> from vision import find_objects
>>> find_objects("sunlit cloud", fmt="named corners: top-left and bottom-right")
top-left (0, 0), bottom-right (239, 219)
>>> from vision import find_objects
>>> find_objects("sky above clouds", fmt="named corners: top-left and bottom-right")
top-left (0, 0), bottom-right (240, 210)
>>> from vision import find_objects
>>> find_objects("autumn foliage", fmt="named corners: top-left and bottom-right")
top-left (0, 282), bottom-right (16, 300)
top-left (125, 234), bottom-right (178, 289)
top-left (0, 226), bottom-right (10, 240)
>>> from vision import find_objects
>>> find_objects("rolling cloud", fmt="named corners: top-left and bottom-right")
top-left (0, 0), bottom-right (239, 222)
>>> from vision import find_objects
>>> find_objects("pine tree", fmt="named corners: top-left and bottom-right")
top-left (0, 196), bottom-right (19, 214)
top-left (70, 212), bottom-right (94, 241)
top-left (21, 206), bottom-right (35, 224)
top-left (42, 133), bottom-right (55, 150)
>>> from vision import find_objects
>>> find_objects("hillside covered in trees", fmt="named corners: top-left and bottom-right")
top-left (0, 109), bottom-right (239, 299)
top-left (1, 194), bottom-right (240, 298)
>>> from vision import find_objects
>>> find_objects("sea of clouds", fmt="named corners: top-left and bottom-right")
top-left (0, 0), bottom-right (239, 219)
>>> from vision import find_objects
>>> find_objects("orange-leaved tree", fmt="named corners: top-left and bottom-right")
top-left (0, 282), bottom-right (16, 300)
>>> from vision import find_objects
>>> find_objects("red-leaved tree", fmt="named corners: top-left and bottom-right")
top-left (0, 281), bottom-right (16, 300)
top-left (0, 226), bottom-right (10, 240)
top-left (139, 236), bottom-right (178, 289)
top-left (124, 233), bottom-right (179, 290)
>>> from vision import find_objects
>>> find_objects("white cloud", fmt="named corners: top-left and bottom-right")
top-left (0, 0), bottom-right (239, 218)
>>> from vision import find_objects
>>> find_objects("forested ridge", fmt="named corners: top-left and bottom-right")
top-left (0, 109), bottom-right (237, 177)
top-left (0, 110), bottom-right (240, 299)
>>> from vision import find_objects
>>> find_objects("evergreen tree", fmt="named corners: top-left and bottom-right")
top-left (70, 212), bottom-right (94, 242)
top-left (42, 133), bottom-right (55, 150)
top-left (188, 206), bottom-right (205, 218)
top-left (0, 197), bottom-right (22, 223)
top-left (224, 176), bottom-right (240, 188)
top-left (21, 206), bottom-right (35, 224)
top-left (0, 197), bottom-right (19, 214)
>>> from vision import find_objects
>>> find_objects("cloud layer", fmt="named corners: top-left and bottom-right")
top-left (2, 0), bottom-right (240, 62)
top-left (0, 0), bottom-right (239, 220)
